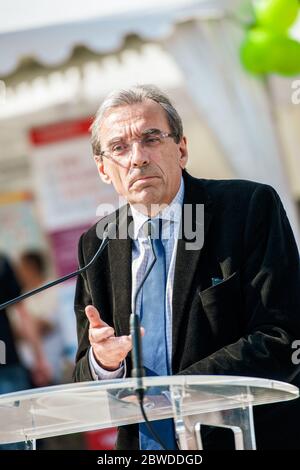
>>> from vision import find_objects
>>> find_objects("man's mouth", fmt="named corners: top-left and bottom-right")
top-left (131, 176), bottom-right (158, 187)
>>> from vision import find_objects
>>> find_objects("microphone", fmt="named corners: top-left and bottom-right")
top-left (130, 219), bottom-right (157, 402)
top-left (0, 223), bottom-right (115, 311)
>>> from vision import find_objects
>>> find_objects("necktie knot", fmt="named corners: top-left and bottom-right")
top-left (143, 218), bottom-right (163, 240)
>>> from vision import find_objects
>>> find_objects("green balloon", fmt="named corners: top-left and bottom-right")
top-left (268, 35), bottom-right (300, 75)
top-left (254, 0), bottom-right (299, 33)
top-left (240, 29), bottom-right (277, 73)
top-left (240, 28), bottom-right (300, 75)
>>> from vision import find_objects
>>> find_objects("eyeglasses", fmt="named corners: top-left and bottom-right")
top-left (99, 129), bottom-right (176, 162)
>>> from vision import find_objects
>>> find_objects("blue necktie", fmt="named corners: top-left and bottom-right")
top-left (138, 218), bottom-right (177, 450)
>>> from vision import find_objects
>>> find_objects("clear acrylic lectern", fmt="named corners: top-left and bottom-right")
top-left (0, 375), bottom-right (298, 450)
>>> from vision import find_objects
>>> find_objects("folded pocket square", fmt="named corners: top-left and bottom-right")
top-left (211, 277), bottom-right (223, 286)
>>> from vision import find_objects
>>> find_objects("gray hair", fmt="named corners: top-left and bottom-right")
top-left (90, 84), bottom-right (183, 159)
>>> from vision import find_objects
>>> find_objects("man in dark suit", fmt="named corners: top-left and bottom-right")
top-left (73, 84), bottom-right (300, 450)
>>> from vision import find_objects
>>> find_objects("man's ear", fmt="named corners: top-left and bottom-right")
top-left (178, 136), bottom-right (188, 169)
top-left (94, 156), bottom-right (112, 184)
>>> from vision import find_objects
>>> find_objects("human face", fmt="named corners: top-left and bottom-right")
top-left (95, 99), bottom-right (188, 215)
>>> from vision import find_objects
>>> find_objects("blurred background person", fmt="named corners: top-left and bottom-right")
top-left (14, 251), bottom-right (65, 385)
top-left (9, 250), bottom-right (85, 450)
top-left (0, 253), bottom-right (51, 449)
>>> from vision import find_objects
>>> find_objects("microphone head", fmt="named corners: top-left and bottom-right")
top-left (142, 219), bottom-right (152, 238)
top-left (143, 218), bottom-right (162, 239)
top-left (103, 222), bottom-right (116, 240)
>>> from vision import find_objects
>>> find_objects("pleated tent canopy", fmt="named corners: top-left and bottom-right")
top-left (0, 0), bottom-right (223, 77)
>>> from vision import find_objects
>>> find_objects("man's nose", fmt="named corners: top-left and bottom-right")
top-left (130, 141), bottom-right (149, 167)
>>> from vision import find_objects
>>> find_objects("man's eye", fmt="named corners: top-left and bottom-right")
top-left (112, 144), bottom-right (126, 153)
top-left (144, 136), bottom-right (161, 145)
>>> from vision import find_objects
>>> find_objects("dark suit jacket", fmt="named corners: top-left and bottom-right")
top-left (73, 170), bottom-right (300, 449)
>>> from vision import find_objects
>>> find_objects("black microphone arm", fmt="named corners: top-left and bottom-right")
top-left (0, 223), bottom-right (115, 311)
top-left (130, 220), bottom-right (156, 402)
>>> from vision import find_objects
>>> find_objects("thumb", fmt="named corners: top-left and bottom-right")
top-left (85, 305), bottom-right (108, 329)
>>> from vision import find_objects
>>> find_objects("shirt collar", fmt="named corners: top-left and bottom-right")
top-left (130, 176), bottom-right (185, 239)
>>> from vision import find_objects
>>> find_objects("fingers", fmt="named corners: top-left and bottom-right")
top-left (85, 304), bottom-right (144, 370)
top-left (129, 327), bottom-right (145, 340)
top-left (89, 326), bottom-right (115, 343)
top-left (89, 330), bottom-right (132, 351)
top-left (92, 335), bottom-right (133, 370)
top-left (85, 305), bottom-right (145, 339)
top-left (104, 335), bottom-right (132, 352)
top-left (85, 305), bottom-right (108, 329)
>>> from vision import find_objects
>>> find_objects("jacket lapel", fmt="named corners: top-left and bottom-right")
top-left (172, 172), bottom-right (214, 366)
top-left (108, 204), bottom-right (132, 336)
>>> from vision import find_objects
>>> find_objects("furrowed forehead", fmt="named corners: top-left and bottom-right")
top-left (107, 128), bottom-right (163, 145)
top-left (99, 101), bottom-right (170, 140)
